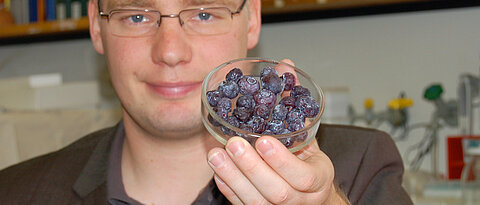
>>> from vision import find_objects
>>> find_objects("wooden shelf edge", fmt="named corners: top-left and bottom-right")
top-left (261, 0), bottom-right (436, 15)
top-left (0, 18), bottom-right (89, 39)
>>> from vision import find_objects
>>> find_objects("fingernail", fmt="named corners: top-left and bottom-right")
top-left (227, 139), bottom-right (245, 157)
top-left (257, 139), bottom-right (275, 156)
top-left (214, 175), bottom-right (225, 184)
top-left (208, 151), bottom-right (225, 168)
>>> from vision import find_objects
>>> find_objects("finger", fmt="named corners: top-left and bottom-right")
top-left (274, 59), bottom-right (301, 99)
top-left (256, 136), bottom-right (334, 194)
top-left (294, 134), bottom-right (321, 161)
top-left (208, 148), bottom-right (267, 204)
top-left (213, 174), bottom-right (244, 205)
top-left (225, 137), bottom-right (296, 204)
top-left (275, 59), bottom-right (295, 76)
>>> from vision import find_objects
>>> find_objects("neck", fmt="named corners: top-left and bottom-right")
top-left (120, 117), bottom-right (223, 204)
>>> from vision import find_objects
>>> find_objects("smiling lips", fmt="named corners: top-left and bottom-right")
top-left (148, 81), bottom-right (203, 99)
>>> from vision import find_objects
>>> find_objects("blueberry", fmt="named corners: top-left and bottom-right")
top-left (217, 97), bottom-right (232, 112)
top-left (218, 81), bottom-right (239, 99)
top-left (253, 104), bottom-right (270, 119)
top-left (226, 68), bottom-right (243, 83)
top-left (247, 116), bottom-right (266, 134)
top-left (238, 76), bottom-right (260, 96)
top-left (295, 95), bottom-right (320, 118)
top-left (295, 132), bottom-right (308, 142)
top-left (287, 119), bottom-right (305, 132)
top-left (267, 120), bottom-right (286, 135)
top-left (262, 73), bottom-right (284, 94)
top-left (280, 128), bottom-right (292, 135)
top-left (213, 107), bottom-right (229, 120)
top-left (233, 107), bottom-right (252, 122)
top-left (262, 129), bottom-right (274, 135)
top-left (236, 95), bottom-right (255, 109)
top-left (208, 114), bottom-right (221, 127)
top-left (279, 96), bottom-right (296, 109)
top-left (239, 123), bottom-right (254, 133)
top-left (206, 90), bottom-right (224, 107)
top-left (281, 72), bottom-right (296, 91)
top-left (222, 116), bottom-right (240, 136)
top-left (279, 137), bottom-right (294, 148)
top-left (290, 85), bottom-right (311, 98)
top-left (272, 104), bottom-right (288, 121)
top-left (286, 108), bottom-right (305, 125)
top-left (260, 67), bottom-right (278, 79)
top-left (254, 89), bottom-right (276, 109)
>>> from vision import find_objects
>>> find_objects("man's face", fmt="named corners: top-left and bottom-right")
top-left (89, 0), bottom-right (261, 138)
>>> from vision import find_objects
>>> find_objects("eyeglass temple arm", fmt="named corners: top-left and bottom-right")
top-left (234, 0), bottom-right (247, 14)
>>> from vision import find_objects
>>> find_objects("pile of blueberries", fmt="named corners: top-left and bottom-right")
top-left (206, 67), bottom-right (320, 148)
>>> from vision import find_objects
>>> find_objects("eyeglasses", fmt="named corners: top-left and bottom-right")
top-left (98, 0), bottom-right (247, 37)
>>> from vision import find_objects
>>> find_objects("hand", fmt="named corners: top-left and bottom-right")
top-left (207, 136), bottom-right (349, 204)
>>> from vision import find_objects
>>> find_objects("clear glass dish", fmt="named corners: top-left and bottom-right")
top-left (201, 57), bottom-right (324, 152)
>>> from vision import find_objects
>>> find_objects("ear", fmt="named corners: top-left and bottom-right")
top-left (89, 0), bottom-right (104, 54)
top-left (246, 0), bottom-right (261, 50)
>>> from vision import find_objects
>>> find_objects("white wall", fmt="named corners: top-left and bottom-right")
top-left (1, 6), bottom-right (480, 176)
top-left (255, 7), bottom-right (480, 176)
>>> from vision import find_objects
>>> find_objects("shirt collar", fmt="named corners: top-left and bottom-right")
top-left (106, 121), bottom-right (142, 205)
top-left (105, 121), bottom-right (230, 205)
top-left (72, 122), bottom-right (121, 198)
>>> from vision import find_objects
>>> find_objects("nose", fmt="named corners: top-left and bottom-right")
top-left (150, 18), bottom-right (192, 67)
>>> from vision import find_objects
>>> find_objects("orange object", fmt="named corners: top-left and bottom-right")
top-left (38, 0), bottom-right (45, 22)
top-left (0, 8), bottom-right (14, 26)
top-left (447, 136), bottom-right (480, 180)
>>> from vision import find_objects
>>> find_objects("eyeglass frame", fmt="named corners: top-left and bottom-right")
top-left (97, 0), bottom-right (247, 36)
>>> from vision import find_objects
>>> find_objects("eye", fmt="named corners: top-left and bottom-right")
top-left (129, 14), bottom-right (147, 23)
top-left (196, 12), bottom-right (212, 21)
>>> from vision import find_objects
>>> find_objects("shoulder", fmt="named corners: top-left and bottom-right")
top-left (0, 126), bottom-right (116, 203)
top-left (316, 123), bottom-right (395, 161)
top-left (316, 123), bottom-right (401, 176)
top-left (316, 124), bottom-right (411, 204)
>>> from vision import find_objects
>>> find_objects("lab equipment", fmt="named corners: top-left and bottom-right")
top-left (348, 92), bottom-right (413, 140)
top-left (405, 84), bottom-right (458, 177)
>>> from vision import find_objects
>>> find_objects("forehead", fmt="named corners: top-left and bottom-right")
top-left (103, 0), bottom-right (238, 9)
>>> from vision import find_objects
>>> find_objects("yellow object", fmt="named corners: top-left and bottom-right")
top-left (388, 98), bottom-right (414, 110)
top-left (2, 0), bottom-right (10, 11)
top-left (364, 98), bottom-right (374, 109)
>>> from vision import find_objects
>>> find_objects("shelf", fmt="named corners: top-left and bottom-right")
top-left (261, 0), bottom-right (480, 23)
top-left (0, 17), bottom-right (89, 39)
top-left (262, 0), bottom-right (435, 15)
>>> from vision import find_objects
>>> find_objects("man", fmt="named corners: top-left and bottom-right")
top-left (0, 0), bottom-right (413, 204)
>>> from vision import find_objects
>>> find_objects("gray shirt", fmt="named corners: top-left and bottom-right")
top-left (106, 123), bottom-right (230, 205)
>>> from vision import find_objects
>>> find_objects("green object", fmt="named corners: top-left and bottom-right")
top-left (424, 84), bottom-right (443, 101)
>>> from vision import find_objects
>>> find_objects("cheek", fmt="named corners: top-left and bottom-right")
top-left (104, 38), bottom-right (152, 97)
top-left (105, 38), bottom-right (150, 76)
top-left (195, 30), bottom-right (248, 66)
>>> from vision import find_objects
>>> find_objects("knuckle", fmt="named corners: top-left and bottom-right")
top-left (274, 157), bottom-right (289, 170)
top-left (269, 186), bottom-right (290, 204)
top-left (241, 160), bottom-right (261, 175)
top-left (297, 174), bottom-right (317, 192)
top-left (249, 198), bottom-right (271, 205)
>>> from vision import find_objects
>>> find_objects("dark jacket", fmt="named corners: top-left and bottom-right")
top-left (0, 123), bottom-right (413, 204)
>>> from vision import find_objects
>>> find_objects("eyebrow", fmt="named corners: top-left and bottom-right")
top-left (103, 0), bottom-right (239, 11)
top-left (106, 0), bottom-right (157, 10)
top-left (184, 0), bottom-right (237, 8)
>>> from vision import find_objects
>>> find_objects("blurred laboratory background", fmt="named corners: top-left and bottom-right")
top-left (1, 0), bottom-right (480, 204)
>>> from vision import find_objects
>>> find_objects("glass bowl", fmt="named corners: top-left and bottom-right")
top-left (201, 57), bottom-right (325, 153)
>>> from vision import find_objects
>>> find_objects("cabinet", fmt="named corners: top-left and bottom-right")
top-left (0, 0), bottom-right (478, 44)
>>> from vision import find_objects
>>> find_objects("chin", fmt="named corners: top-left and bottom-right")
top-left (147, 102), bottom-right (205, 137)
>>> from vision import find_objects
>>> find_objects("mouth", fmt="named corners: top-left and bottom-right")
top-left (147, 81), bottom-right (203, 99)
